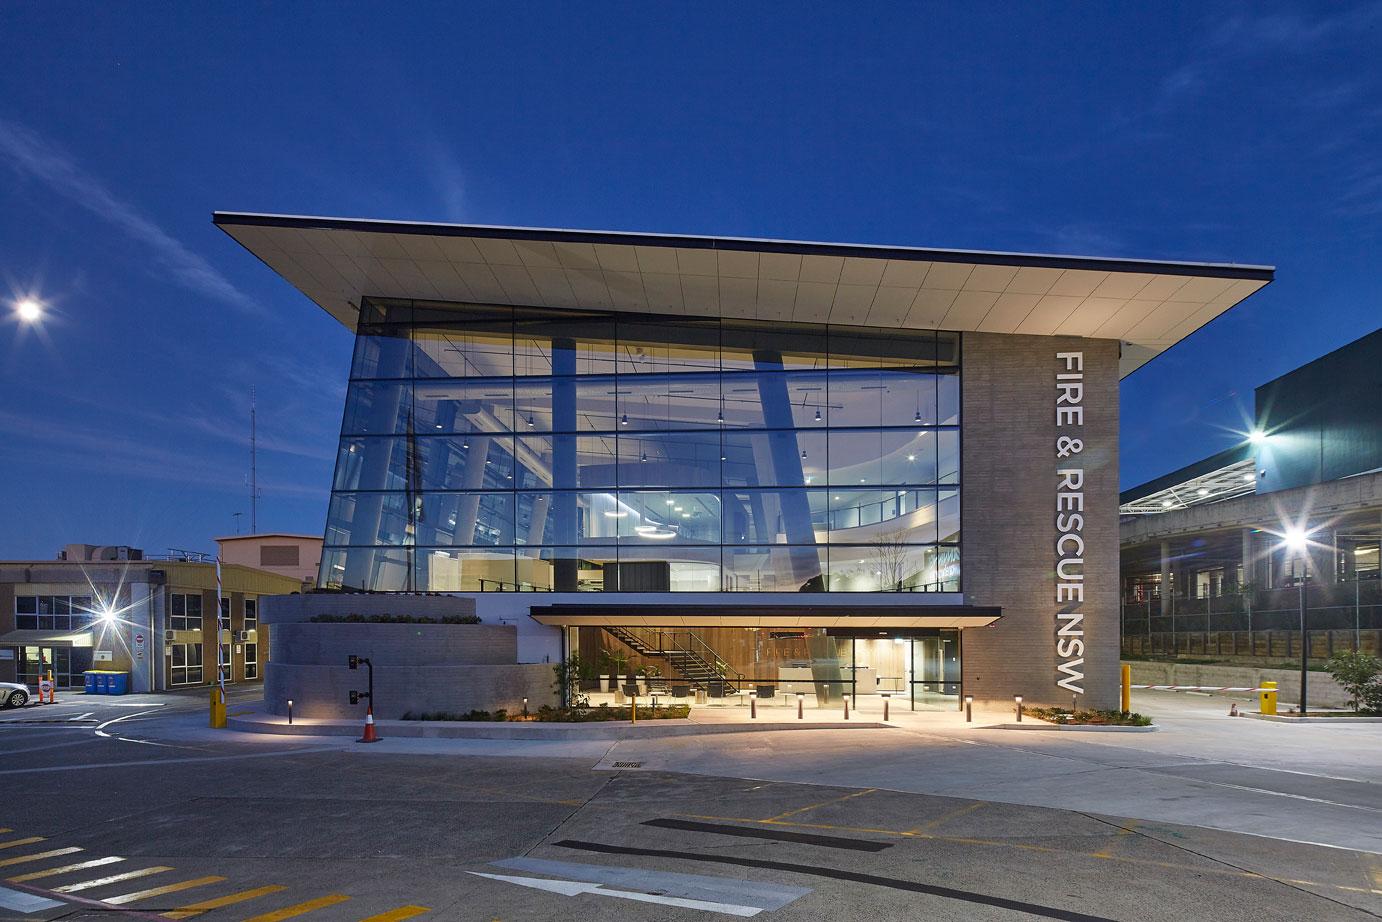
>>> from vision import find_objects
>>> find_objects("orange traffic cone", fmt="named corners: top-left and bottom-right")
top-left (358, 705), bottom-right (380, 743)
top-left (1228, 703), bottom-right (1239, 717)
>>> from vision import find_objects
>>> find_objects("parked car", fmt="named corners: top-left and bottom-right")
top-left (1, 682), bottom-right (30, 708)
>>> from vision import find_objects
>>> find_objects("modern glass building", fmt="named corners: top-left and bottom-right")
top-left (217, 213), bottom-right (1273, 710)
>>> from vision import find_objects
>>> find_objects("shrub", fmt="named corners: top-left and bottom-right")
top-left (1027, 707), bottom-right (1152, 727)
top-left (1324, 650), bottom-right (1382, 713)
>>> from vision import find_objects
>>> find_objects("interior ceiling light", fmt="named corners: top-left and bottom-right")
top-left (915, 409), bottom-right (922, 423)
top-left (603, 510), bottom-right (628, 518)
top-left (634, 524), bottom-right (659, 534)
top-left (1197, 488), bottom-right (1209, 496)
top-left (621, 414), bottom-right (628, 426)
top-left (641, 451), bottom-right (648, 462)
top-left (643, 528), bottom-right (678, 539)
top-left (815, 408), bottom-right (822, 421)
top-left (526, 415), bottom-right (535, 428)
top-left (1161, 499), bottom-right (1174, 507)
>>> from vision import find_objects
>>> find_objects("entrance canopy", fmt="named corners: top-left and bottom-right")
top-left (213, 213), bottom-right (1273, 378)
top-left (529, 603), bottom-right (1000, 629)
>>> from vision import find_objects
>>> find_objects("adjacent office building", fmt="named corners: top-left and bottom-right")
top-left (0, 544), bottom-right (301, 692)
top-left (1120, 327), bottom-right (1382, 658)
top-left (216, 213), bottom-right (1271, 708)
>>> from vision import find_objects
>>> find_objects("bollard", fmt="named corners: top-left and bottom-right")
top-left (1015, 695), bottom-right (1023, 722)
top-left (287, 698), bottom-right (294, 725)
top-left (882, 692), bottom-right (890, 722)
top-left (209, 687), bottom-right (227, 729)
top-left (1121, 664), bottom-right (1132, 713)
top-left (651, 694), bottom-right (658, 716)
top-left (630, 690), bottom-right (637, 724)
top-left (1260, 681), bottom-right (1277, 716)
top-left (523, 697), bottom-right (529, 719)
top-left (965, 695), bottom-right (973, 723)
top-left (749, 690), bottom-right (757, 719)
top-left (843, 694), bottom-right (850, 720)
top-left (797, 692), bottom-right (804, 720)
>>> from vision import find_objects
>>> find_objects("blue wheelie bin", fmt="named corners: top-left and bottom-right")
top-left (107, 673), bottom-right (129, 695)
top-left (84, 672), bottom-right (98, 694)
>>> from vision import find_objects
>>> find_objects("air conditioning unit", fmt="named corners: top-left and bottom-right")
top-left (237, 630), bottom-right (250, 642)
top-left (164, 629), bottom-right (175, 642)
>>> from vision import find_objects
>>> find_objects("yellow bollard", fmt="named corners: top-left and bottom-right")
top-left (1260, 680), bottom-right (1277, 716)
top-left (1121, 664), bottom-right (1131, 712)
top-left (209, 687), bottom-right (227, 728)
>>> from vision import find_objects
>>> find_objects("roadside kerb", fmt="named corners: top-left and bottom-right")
top-left (228, 710), bottom-right (890, 740)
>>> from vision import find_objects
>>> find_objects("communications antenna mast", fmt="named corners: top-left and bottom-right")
top-left (249, 387), bottom-right (263, 532)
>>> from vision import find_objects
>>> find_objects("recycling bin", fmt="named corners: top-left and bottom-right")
top-left (84, 672), bottom-right (98, 694)
top-left (106, 672), bottom-right (129, 695)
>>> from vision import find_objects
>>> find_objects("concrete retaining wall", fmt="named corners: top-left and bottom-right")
top-left (264, 661), bottom-right (556, 719)
top-left (261, 603), bottom-right (557, 718)
top-left (1125, 660), bottom-right (1350, 708)
top-left (269, 622), bottom-right (516, 667)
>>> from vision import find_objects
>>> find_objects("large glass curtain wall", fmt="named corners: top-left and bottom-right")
top-left (321, 298), bottom-right (961, 592)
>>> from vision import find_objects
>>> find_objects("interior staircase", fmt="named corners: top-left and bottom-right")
top-left (603, 626), bottom-right (740, 694)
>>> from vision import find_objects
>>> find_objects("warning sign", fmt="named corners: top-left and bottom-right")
top-left (134, 633), bottom-right (146, 660)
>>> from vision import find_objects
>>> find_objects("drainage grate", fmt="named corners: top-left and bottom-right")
top-left (611, 761), bottom-right (645, 768)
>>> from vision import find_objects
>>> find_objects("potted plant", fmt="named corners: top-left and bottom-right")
top-left (600, 649), bottom-right (628, 693)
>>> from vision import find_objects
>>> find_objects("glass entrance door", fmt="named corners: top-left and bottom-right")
top-left (909, 631), bottom-right (961, 710)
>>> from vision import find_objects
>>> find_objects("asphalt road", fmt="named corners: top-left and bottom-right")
top-left (1, 689), bottom-right (1379, 922)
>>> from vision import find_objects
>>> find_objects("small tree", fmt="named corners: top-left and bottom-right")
top-left (553, 655), bottom-right (589, 709)
top-left (1324, 649), bottom-right (1381, 713)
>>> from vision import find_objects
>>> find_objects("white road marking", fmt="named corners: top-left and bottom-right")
top-left (468, 871), bottom-right (764, 916)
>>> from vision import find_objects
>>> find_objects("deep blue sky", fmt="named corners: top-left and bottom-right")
top-left (1, 2), bottom-right (1379, 559)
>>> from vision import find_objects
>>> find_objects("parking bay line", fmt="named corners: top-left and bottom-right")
top-left (554, 839), bottom-right (1123, 922)
top-left (55, 866), bottom-right (173, 893)
top-left (642, 817), bottom-right (891, 851)
top-left (9, 856), bottom-right (124, 882)
top-left (163, 884), bottom-right (289, 919)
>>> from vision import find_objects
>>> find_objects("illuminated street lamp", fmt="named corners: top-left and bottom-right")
top-left (1283, 530), bottom-right (1310, 715)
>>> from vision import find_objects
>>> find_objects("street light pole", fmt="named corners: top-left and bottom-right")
top-left (1299, 553), bottom-right (1308, 716)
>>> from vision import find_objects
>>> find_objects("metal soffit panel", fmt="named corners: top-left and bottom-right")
top-left (527, 610), bottom-right (1001, 628)
top-left (213, 213), bottom-right (1274, 380)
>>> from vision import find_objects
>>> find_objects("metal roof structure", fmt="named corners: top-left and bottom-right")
top-left (214, 213), bottom-right (1274, 379)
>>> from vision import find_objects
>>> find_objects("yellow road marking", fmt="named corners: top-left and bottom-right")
top-left (163, 884), bottom-right (288, 918)
top-left (1368, 861), bottom-right (1382, 892)
top-left (765, 789), bottom-right (877, 822)
top-left (0, 837), bottom-right (45, 851)
top-left (227, 711), bottom-right (253, 717)
top-left (0, 829), bottom-right (10, 835)
top-left (9, 856), bottom-right (124, 882)
top-left (236, 894), bottom-right (352, 922)
top-left (105, 876), bottom-right (225, 905)
top-left (907, 801), bottom-right (987, 833)
top-left (55, 866), bottom-right (173, 892)
top-left (355, 906), bottom-right (430, 922)
top-left (0, 847), bottom-right (82, 868)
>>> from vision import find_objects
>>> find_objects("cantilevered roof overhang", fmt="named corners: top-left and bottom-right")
top-left (528, 604), bottom-right (1000, 629)
top-left (213, 212), bottom-right (1274, 378)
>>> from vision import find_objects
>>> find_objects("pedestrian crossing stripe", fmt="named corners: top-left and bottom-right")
top-left (55, 866), bottom-right (172, 893)
top-left (8, 856), bottom-right (124, 882)
top-left (163, 884), bottom-right (289, 919)
top-left (236, 894), bottom-right (352, 922)
top-left (0, 847), bottom-right (82, 868)
top-left (105, 876), bottom-right (225, 905)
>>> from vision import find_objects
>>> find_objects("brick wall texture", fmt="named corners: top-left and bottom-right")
top-left (961, 333), bottom-right (1121, 708)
